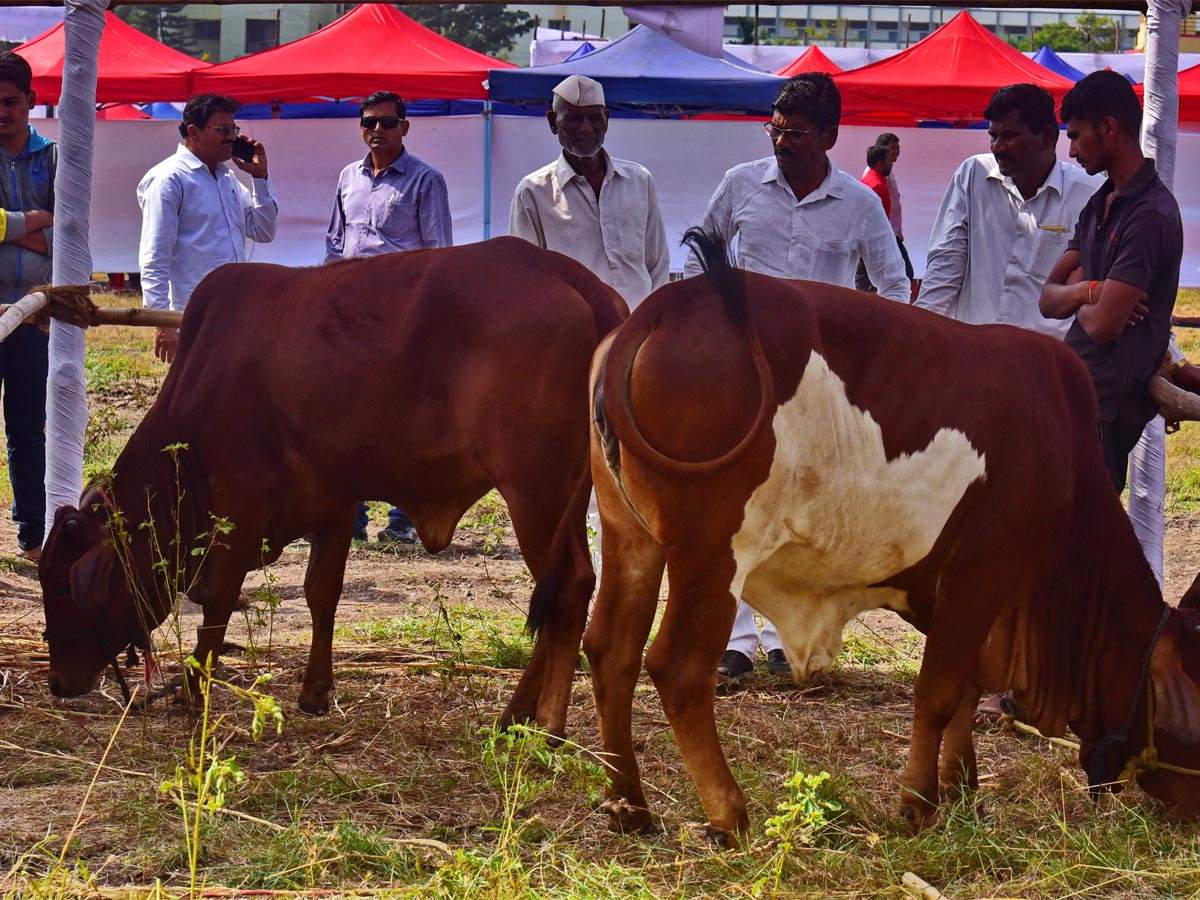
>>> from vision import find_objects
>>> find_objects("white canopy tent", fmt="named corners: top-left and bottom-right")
top-left (15, 0), bottom-right (1199, 536)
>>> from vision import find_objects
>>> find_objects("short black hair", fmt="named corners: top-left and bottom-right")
top-left (360, 91), bottom-right (406, 119)
top-left (773, 74), bottom-right (840, 128)
top-left (984, 83), bottom-right (1057, 135)
top-left (866, 144), bottom-right (889, 167)
top-left (179, 93), bottom-right (240, 139)
top-left (875, 132), bottom-right (899, 147)
top-left (0, 51), bottom-right (33, 95)
top-left (1060, 70), bottom-right (1142, 136)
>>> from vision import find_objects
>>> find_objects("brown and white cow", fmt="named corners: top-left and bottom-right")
top-left (39, 238), bottom-right (625, 736)
top-left (562, 228), bottom-right (1200, 842)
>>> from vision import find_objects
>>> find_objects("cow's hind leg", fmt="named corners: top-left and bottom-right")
top-left (645, 576), bottom-right (745, 845)
top-left (298, 506), bottom-right (355, 714)
top-left (583, 519), bottom-right (664, 834)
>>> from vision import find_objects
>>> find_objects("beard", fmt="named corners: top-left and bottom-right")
top-left (559, 132), bottom-right (603, 159)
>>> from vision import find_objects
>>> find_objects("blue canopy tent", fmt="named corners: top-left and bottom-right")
top-left (563, 41), bottom-right (598, 62)
top-left (488, 25), bottom-right (785, 114)
top-left (1032, 46), bottom-right (1087, 82)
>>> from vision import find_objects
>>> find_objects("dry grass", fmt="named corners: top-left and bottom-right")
top-left (0, 290), bottom-right (1199, 896)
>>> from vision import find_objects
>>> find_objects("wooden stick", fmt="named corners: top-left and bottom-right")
top-left (902, 871), bottom-right (947, 899)
top-left (0, 303), bottom-right (182, 329)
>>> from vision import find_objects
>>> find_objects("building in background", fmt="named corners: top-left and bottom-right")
top-left (180, 3), bottom-right (344, 61)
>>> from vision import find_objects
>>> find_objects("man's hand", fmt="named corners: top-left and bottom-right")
top-left (232, 139), bottom-right (268, 179)
top-left (23, 209), bottom-right (52, 232)
top-left (1066, 266), bottom-right (1085, 285)
top-left (154, 326), bottom-right (180, 364)
top-left (14, 231), bottom-right (48, 255)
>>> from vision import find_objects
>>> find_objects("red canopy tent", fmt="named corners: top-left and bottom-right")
top-left (193, 4), bottom-right (513, 103)
top-left (835, 11), bottom-right (1074, 126)
top-left (15, 11), bottom-right (205, 104)
top-left (1136, 60), bottom-right (1200, 123)
top-left (777, 46), bottom-right (842, 77)
top-left (96, 102), bottom-right (151, 120)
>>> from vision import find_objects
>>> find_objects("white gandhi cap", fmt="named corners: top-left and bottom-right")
top-left (552, 74), bottom-right (606, 108)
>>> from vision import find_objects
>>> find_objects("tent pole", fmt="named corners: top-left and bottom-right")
top-left (1141, 0), bottom-right (1186, 189)
top-left (482, 98), bottom-right (493, 239)
top-left (45, 0), bottom-right (105, 537)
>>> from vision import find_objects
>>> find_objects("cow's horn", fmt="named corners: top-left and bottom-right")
top-left (1150, 374), bottom-right (1200, 422)
top-left (0, 291), bottom-right (47, 344)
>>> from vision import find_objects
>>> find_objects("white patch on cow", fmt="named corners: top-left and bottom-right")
top-left (730, 352), bottom-right (986, 680)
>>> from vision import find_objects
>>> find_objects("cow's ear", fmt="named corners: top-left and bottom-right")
top-left (1152, 633), bottom-right (1200, 744)
top-left (69, 545), bottom-right (115, 614)
top-left (1180, 572), bottom-right (1200, 611)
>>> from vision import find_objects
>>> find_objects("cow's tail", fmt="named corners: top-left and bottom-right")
top-left (598, 227), bottom-right (775, 475)
top-left (525, 273), bottom-right (623, 637)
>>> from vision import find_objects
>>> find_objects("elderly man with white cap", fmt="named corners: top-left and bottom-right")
top-left (509, 74), bottom-right (670, 309)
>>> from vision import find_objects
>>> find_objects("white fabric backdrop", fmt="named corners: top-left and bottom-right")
top-left (33, 117), bottom-right (1200, 284)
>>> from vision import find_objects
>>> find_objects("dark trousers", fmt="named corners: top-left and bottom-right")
top-left (1, 323), bottom-right (48, 550)
top-left (855, 234), bottom-right (914, 292)
top-left (355, 502), bottom-right (413, 534)
top-left (1098, 421), bottom-right (1146, 493)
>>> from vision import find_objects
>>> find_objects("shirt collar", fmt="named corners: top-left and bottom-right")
top-left (552, 149), bottom-right (619, 193)
top-left (985, 155), bottom-right (1066, 200)
top-left (764, 156), bottom-right (843, 204)
top-left (1089, 157), bottom-right (1158, 213)
top-left (175, 143), bottom-right (209, 171)
top-left (360, 149), bottom-right (408, 176)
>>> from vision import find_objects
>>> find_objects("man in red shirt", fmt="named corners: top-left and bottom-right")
top-left (861, 144), bottom-right (891, 219)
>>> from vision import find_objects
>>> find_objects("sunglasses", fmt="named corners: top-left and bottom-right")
top-left (361, 116), bottom-right (403, 130)
top-left (208, 123), bottom-right (240, 137)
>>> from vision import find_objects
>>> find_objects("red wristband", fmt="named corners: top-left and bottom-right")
top-left (1088, 280), bottom-right (1100, 305)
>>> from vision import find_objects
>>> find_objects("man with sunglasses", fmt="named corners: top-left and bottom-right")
top-left (325, 90), bottom-right (452, 545)
top-left (509, 74), bottom-right (669, 309)
top-left (137, 93), bottom-right (277, 364)
top-left (687, 74), bottom-right (908, 686)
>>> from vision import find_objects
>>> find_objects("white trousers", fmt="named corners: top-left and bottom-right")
top-left (726, 599), bottom-right (782, 657)
top-left (1128, 415), bottom-right (1166, 589)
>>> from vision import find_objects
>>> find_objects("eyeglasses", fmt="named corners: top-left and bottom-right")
top-left (361, 116), bottom-right (403, 130)
top-left (763, 122), bottom-right (816, 142)
top-left (208, 123), bottom-right (240, 137)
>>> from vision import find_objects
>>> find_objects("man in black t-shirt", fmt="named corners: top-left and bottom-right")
top-left (1040, 71), bottom-right (1184, 492)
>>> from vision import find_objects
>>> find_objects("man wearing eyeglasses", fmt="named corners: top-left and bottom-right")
top-left (137, 93), bottom-right (278, 365)
top-left (687, 75), bottom-right (908, 685)
top-left (324, 90), bottom-right (452, 545)
top-left (685, 74), bottom-right (908, 304)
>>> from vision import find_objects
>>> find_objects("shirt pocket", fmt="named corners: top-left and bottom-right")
top-left (1030, 228), bottom-right (1071, 283)
top-left (378, 191), bottom-right (418, 239)
top-left (809, 236), bottom-right (858, 284)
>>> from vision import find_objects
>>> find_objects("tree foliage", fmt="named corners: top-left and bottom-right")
top-left (1020, 13), bottom-right (1120, 52)
top-left (116, 5), bottom-right (199, 57)
top-left (402, 4), bottom-right (535, 57)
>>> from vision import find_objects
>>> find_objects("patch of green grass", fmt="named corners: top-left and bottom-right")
top-left (337, 601), bottom-right (533, 669)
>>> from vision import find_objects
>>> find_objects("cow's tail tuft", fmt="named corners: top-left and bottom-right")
top-left (525, 436), bottom-right (594, 638)
top-left (681, 227), bottom-right (749, 330)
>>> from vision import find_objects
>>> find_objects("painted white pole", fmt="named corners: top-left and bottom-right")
top-left (44, 0), bottom-right (106, 534)
top-left (1126, 0), bottom-right (1186, 589)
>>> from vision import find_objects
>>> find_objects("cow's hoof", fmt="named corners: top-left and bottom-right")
top-left (703, 824), bottom-right (738, 849)
top-left (899, 798), bottom-right (938, 833)
top-left (599, 798), bottom-right (654, 834)
top-left (298, 691), bottom-right (331, 716)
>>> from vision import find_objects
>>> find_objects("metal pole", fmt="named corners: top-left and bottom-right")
top-left (482, 99), bottom-right (493, 240)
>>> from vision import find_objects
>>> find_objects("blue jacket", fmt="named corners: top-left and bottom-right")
top-left (0, 126), bottom-right (56, 302)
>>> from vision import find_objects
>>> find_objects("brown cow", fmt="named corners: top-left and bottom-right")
top-left (38, 238), bottom-right (625, 736)
top-left (565, 228), bottom-right (1200, 843)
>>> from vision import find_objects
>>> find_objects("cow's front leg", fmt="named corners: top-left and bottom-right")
top-left (645, 583), bottom-right (745, 845)
top-left (298, 510), bottom-right (354, 714)
top-left (938, 681), bottom-right (982, 803)
top-left (583, 523), bottom-right (664, 834)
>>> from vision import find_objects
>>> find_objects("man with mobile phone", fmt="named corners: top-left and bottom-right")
top-left (137, 93), bottom-right (278, 364)
top-left (325, 90), bottom-right (452, 545)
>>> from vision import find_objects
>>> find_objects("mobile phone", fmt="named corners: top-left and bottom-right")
top-left (231, 136), bottom-right (256, 163)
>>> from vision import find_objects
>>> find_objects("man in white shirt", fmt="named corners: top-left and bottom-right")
top-left (138, 93), bottom-right (278, 363)
top-left (509, 74), bottom-right (669, 309)
top-left (916, 83), bottom-right (1099, 339)
top-left (689, 74), bottom-right (908, 684)
top-left (686, 74), bottom-right (908, 304)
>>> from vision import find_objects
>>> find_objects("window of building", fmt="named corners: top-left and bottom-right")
top-left (244, 18), bottom-right (279, 55)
